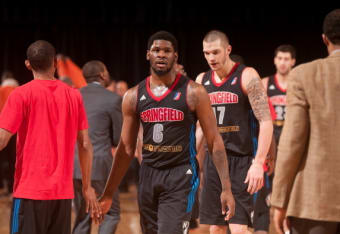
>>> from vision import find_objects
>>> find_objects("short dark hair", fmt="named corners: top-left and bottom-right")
top-left (323, 9), bottom-right (340, 45)
top-left (274, 44), bottom-right (296, 59)
top-left (203, 30), bottom-right (230, 47)
top-left (26, 40), bottom-right (56, 71)
top-left (147, 31), bottom-right (178, 52)
top-left (82, 60), bottom-right (106, 83)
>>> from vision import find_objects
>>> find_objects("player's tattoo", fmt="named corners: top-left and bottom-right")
top-left (246, 77), bottom-right (271, 122)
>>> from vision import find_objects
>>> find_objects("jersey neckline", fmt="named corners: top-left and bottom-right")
top-left (274, 74), bottom-right (287, 92)
top-left (146, 73), bottom-right (182, 102)
top-left (211, 63), bottom-right (239, 87)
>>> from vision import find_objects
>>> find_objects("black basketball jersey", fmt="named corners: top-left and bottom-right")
top-left (267, 75), bottom-right (286, 127)
top-left (201, 63), bottom-right (258, 157)
top-left (136, 74), bottom-right (198, 168)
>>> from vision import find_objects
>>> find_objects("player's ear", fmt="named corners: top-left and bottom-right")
top-left (25, 60), bottom-right (32, 71)
top-left (146, 50), bottom-right (150, 61)
top-left (322, 34), bottom-right (329, 47)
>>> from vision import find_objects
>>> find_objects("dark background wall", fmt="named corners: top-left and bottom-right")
top-left (0, 5), bottom-right (338, 86)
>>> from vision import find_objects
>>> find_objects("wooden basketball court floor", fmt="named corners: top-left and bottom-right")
top-left (0, 185), bottom-right (276, 233)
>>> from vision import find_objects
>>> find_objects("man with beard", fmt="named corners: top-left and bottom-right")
top-left (252, 45), bottom-right (296, 234)
top-left (262, 45), bottom-right (296, 144)
top-left (99, 31), bottom-right (235, 234)
top-left (196, 30), bottom-right (273, 234)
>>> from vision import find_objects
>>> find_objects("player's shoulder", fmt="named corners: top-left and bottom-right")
top-left (195, 72), bottom-right (206, 84)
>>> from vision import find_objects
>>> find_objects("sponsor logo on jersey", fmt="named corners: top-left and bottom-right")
top-left (140, 107), bottom-right (184, 122)
top-left (231, 77), bottom-right (238, 85)
top-left (143, 144), bottom-right (183, 152)
top-left (204, 80), bottom-right (210, 85)
top-left (140, 95), bottom-right (146, 101)
top-left (269, 95), bottom-right (286, 106)
top-left (269, 84), bottom-right (276, 90)
top-left (173, 92), bottom-right (181, 100)
top-left (209, 91), bottom-right (239, 105)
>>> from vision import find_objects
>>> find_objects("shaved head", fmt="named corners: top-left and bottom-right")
top-left (203, 30), bottom-right (230, 47)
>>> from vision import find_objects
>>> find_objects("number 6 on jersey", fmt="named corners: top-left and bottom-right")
top-left (153, 123), bottom-right (164, 143)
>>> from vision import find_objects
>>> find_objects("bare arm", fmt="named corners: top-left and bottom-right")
top-left (242, 68), bottom-right (273, 194)
top-left (188, 80), bottom-right (235, 219)
top-left (77, 129), bottom-right (101, 221)
top-left (0, 128), bottom-right (13, 151)
top-left (101, 87), bottom-right (140, 204)
top-left (261, 76), bottom-right (269, 92)
top-left (135, 124), bottom-right (143, 164)
top-left (194, 72), bottom-right (206, 152)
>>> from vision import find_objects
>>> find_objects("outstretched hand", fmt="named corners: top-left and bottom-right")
top-left (82, 186), bottom-right (103, 224)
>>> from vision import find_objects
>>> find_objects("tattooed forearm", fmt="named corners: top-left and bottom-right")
top-left (247, 77), bottom-right (271, 122)
top-left (211, 149), bottom-right (231, 191)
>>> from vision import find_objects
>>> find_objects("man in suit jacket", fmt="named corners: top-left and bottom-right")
top-left (73, 60), bottom-right (122, 234)
top-left (272, 9), bottom-right (340, 234)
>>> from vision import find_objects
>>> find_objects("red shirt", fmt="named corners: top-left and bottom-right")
top-left (0, 79), bottom-right (88, 200)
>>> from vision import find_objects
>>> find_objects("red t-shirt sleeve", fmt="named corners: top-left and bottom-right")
top-left (0, 90), bottom-right (24, 133)
top-left (76, 90), bottom-right (88, 131)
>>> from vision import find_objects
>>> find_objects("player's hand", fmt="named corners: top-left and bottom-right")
top-left (273, 207), bottom-right (288, 234)
top-left (99, 195), bottom-right (113, 217)
top-left (244, 161), bottom-right (264, 194)
top-left (220, 190), bottom-right (235, 221)
top-left (266, 156), bottom-right (275, 176)
top-left (82, 186), bottom-right (103, 224)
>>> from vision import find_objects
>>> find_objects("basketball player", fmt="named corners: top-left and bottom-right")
top-left (262, 44), bottom-right (296, 144)
top-left (99, 31), bottom-right (235, 234)
top-left (197, 30), bottom-right (273, 234)
top-left (253, 44), bottom-right (296, 234)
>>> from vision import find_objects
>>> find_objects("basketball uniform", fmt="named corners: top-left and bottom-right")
top-left (199, 63), bottom-right (258, 226)
top-left (136, 74), bottom-right (199, 234)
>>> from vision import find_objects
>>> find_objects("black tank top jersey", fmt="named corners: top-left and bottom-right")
top-left (201, 63), bottom-right (258, 157)
top-left (267, 75), bottom-right (286, 126)
top-left (136, 74), bottom-right (198, 168)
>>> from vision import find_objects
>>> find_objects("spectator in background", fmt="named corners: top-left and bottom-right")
top-left (115, 80), bottom-right (128, 97)
top-left (73, 60), bottom-right (122, 234)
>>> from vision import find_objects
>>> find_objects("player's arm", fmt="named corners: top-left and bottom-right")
top-left (194, 72), bottom-right (206, 155)
top-left (261, 76), bottom-right (269, 92)
top-left (187, 80), bottom-right (235, 220)
top-left (242, 67), bottom-right (273, 194)
top-left (135, 124), bottom-right (143, 164)
top-left (77, 129), bottom-right (102, 222)
top-left (100, 86), bottom-right (140, 212)
top-left (0, 129), bottom-right (13, 151)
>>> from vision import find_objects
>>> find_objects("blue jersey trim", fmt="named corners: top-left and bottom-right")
top-left (186, 124), bottom-right (199, 212)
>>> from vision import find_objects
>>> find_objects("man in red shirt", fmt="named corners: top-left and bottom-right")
top-left (0, 40), bottom-right (101, 234)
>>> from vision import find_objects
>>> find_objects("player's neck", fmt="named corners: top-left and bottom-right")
top-left (329, 44), bottom-right (340, 55)
top-left (32, 70), bottom-right (56, 81)
top-left (150, 70), bottom-right (177, 87)
top-left (276, 72), bottom-right (288, 88)
top-left (215, 60), bottom-right (235, 81)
